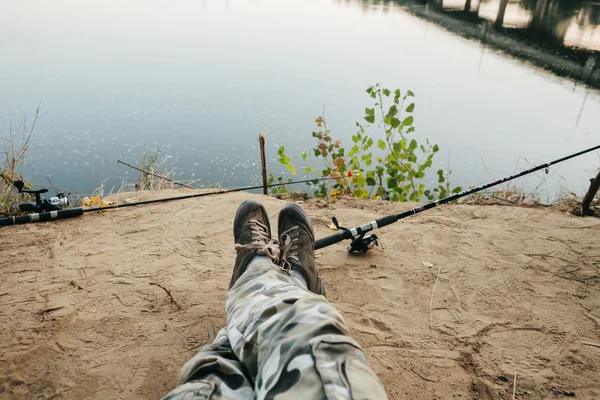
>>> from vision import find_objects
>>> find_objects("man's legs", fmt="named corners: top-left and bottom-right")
top-left (226, 202), bottom-right (386, 399)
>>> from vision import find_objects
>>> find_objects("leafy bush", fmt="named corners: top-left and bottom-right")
top-left (273, 84), bottom-right (461, 201)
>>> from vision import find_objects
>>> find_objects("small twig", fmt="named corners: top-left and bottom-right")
top-left (410, 364), bottom-right (438, 382)
top-left (118, 160), bottom-right (195, 189)
top-left (581, 341), bottom-right (600, 349)
top-left (512, 372), bottom-right (517, 400)
top-left (37, 306), bottom-right (65, 315)
top-left (429, 264), bottom-right (442, 332)
top-left (149, 282), bottom-right (182, 310)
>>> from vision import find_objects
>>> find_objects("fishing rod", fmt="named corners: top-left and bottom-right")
top-left (315, 144), bottom-right (600, 252)
top-left (0, 176), bottom-right (335, 227)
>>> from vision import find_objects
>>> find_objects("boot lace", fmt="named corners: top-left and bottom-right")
top-left (234, 219), bottom-right (280, 261)
top-left (279, 225), bottom-right (301, 272)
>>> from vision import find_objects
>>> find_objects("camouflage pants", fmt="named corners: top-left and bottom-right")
top-left (162, 261), bottom-right (387, 400)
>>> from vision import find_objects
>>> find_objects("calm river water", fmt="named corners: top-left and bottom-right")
top-left (1, 0), bottom-right (599, 201)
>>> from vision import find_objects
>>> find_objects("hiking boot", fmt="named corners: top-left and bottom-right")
top-left (230, 200), bottom-right (280, 289)
top-left (278, 203), bottom-right (326, 296)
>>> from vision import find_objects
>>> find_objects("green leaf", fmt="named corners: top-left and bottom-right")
top-left (387, 178), bottom-right (398, 189)
top-left (432, 144), bottom-right (439, 153)
top-left (406, 103), bottom-right (415, 112)
top-left (365, 115), bottom-right (375, 124)
top-left (304, 167), bottom-right (313, 173)
top-left (313, 149), bottom-right (321, 157)
top-left (377, 139), bottom-right (386, 150)
top-left (365, 107), bottom-right (375, 117)
top-left (383, 89), bottom-right (391, 97)
top-left (383, 115), bottom-right (392, 126)
top-left (407, 127), bottom-right (415, 133)
top-left (365, 138), bottom-right (374, 149)
top-left (348, 144), bottom-right (359, 157)
top-left (406, 90), bottom-right (414, 97)
top-left (301, 152), bottom-right (307, 160)
top-left (409, 139), bottom-right (417, 151)
top-left (402, 116), bottom-right (414, 127)
top-left (286, 164), bottom-right (296, 175)
top-left (366, 177), bottom-right (377, 186)
top-left (452, 186), bottom-right (462, 194)
top-left (391, 117), bottom-right (401, 128)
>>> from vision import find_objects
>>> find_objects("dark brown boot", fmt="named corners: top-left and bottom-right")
top-left (229, 200), bottom-right (279, 289)
top-left (278, 203), bottom-right (326, 296)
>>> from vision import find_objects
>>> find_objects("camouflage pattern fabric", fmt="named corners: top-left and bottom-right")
top-left (162, 261), bottom-right (387, 400)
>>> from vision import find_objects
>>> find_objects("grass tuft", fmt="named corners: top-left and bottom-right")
top-left (1, 106), bottom-right (40, 217)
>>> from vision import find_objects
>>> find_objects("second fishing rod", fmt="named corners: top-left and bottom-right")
top-left (315, 144), bottom-right (600, 252)
top-left (0, 177), bottom-right (335, 227)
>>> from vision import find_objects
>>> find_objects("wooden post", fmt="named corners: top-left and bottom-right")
top-left (259, 133), bottom-right (268, 195)
top-left (495, 0), bottom-right (509, 28)
top-left (464, 0), bottom-right (472, 13)
top-left (531, 0), bottom-right (549, 32)
top-left (581, 171), bottom-right (600, 216)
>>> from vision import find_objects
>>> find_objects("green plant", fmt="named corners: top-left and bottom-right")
top-left (267, 173), bottom-right (293, 195)
top-left (273, 84), bottom-right (461, 201)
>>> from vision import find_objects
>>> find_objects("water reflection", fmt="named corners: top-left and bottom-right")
top-left (344, 0), bottom-right (600, 52)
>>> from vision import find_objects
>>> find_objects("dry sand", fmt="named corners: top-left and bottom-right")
top-left (1, 190), bottom-right (599, 399)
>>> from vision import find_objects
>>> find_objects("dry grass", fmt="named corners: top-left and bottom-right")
top-left (0, 106), bottom-right (39, 217)
top-left (463, 182), bottom-right (542, 207)
top-left (89, 148), bottom-right (202, 201)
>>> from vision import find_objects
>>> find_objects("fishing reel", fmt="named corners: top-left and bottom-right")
top-left (330, 217), bottom-right (382, 254)
top-left (14, 180), bottom-right (68, 213)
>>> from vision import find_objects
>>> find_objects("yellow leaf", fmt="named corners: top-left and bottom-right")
top-left (334, 140), bottom-right (341, 148)
top-left (330, 189), bottom-right (342, 202)
top-left (327, 223), bottom-right (338, 230)
top-left (324, 135), bottom-right (332, 143)
top-left (90, 196), bottom-right (102, 206)
top-left (315, 117), bottom-right (323, 127)
top-left (81, 196), bottom-right (91, 207)
top-left (101, 200), bottom-right (115, 207)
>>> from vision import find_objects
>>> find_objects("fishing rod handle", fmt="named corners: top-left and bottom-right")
top-left (314, 229), bottom-right (353, 250)
top-left (0, 208), bottom-right (83, 227)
